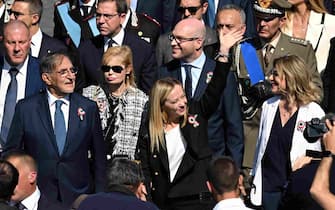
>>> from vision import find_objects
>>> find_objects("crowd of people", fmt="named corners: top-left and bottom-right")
top-left (0, 0), bottom-right (335, 209)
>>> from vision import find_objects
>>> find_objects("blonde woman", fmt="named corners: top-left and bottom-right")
top-left (282, 0), bottom-right (335, 72)
top-left (251, 55), bottom-right (325, 209)
top-left (83, 46), bottom-right (148, 160)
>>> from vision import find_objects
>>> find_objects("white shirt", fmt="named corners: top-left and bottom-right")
top-left (181, 52), bottom-right (206, 96)
top-left (47, 90), bottom-right (70, 131)
top-left (165, 125), bottom-right (187, 182)
top-left (129, 0), bottom-right (137, 11)
top-left (21, 187), bottom-right (41, 210)
top-left (0, 57), bottom-right (29, 132)
top-left (213, 198), bottom-right (254, 210)
top-left (31, 28), bottom-right (43, 58)
top-left (79, 0), bottom-right (96, 15)
top-left (0, 3), bottom-right (5, 19)
top-left (103, 29), bottom-right (125, 51)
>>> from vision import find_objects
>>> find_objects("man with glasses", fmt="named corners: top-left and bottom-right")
top-left (4, 51), bottom-right (107, 207)
top-left (156, 0), bottom-right (217, 67)
top-left (0, 20), bottom-right (44, 149)
top-left (159, 16), bottom-right (244, 169)
top-left (78, 0), bottom-right (157, 94)
top-left (7, 0), bottom-right (67, 59)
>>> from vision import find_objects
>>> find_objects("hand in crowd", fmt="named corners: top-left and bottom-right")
top-left (217, 27), bottom-right (244, 55)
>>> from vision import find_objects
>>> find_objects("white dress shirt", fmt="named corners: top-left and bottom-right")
top-left (213, 198), bottom-right (253, 210)
top-left (21, 187), bottom-right (41, 210)
top-left (47, 90), bottom-right (70, 131)
top-left (79, 0), bottom-right (96, 15)
top-left (0, 57), bottom-right (28, 132)
top-left (30, 28), bottom-right (43, 58)
top-left (103, 29), bottom-right (125, 51)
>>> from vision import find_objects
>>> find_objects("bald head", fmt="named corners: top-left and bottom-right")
top-left (171, 18), bottom-right (206, 62)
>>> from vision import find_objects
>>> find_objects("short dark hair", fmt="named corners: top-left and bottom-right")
top-left (207, 156), bottom-right (240, 194)
top-left (97, 0), bottom-right (128, 13)
top-left (3, 150), bottom-right (38, 172)
top-left (106, 158), bottom-right (144, 191)
top-left (0, 160), bottom-right (19, 200)
top-left (15, 0), bottom-right (43, 20)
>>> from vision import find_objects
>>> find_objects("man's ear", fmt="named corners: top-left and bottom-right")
top-left (28, 171), bottom-right (37, 184)
top-left (202, 2), bottom-right (208, 14)
top-left (31, 13), bottom-right (40, 25)
top-left (41, 72), bottom-right (51, 85)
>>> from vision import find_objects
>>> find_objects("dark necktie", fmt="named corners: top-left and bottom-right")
top-left (0, 68), bottom-right (19, 144)
top-left (16, 202), bottom-right (27, 210)
top-left (184, 65), bottom-right (193, 100)
top-left (108, 39), bottom-right (117, 48)
top-left (81, 5), bottom-right (89, 17)
top-left (264, 44), bottom-right (274, 67)
top-left (54, 100), bottom-right (66, 155)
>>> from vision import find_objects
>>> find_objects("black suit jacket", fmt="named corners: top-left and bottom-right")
top-left (4, 92), bottom-right (107, 207)
top-left (38, 194), bottom-right (67, 210)
top-left (78, 33), bottom-right (157, 93)
top-left (159, 58), bottom-right (244, 167)
top-left (39, 33), bottom-right (68, 59)
top-left (138, 61), bottom-right (230, 209)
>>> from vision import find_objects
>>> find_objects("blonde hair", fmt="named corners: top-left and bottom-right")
top-left (306, 0), bottom-right (327, 13)
top-left (273, 55), bottom-right (322, 106)
top-left (148, 78), bottom-right (187, 152)
top-left (102, 46), bottom-right (136, 87)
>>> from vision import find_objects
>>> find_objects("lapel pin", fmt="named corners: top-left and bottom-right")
top-left (77, 107), bottom-right (86, 121)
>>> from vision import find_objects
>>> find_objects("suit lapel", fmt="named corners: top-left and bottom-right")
top-left (193, 58), bottom-right (215, 100)
top-left (37, 93), bottom-right (59, 153)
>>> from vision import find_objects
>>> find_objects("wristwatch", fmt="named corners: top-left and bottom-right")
top-left (322, 150), bottom-right (335, 158)
top-left (214, 52), bottom-right (230, 61)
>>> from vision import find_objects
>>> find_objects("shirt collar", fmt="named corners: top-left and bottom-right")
top-left (79, 0), bottom-right (95, 7)
top-left (181, 52), bottom-right (206, 70)
top-left (104, 28), bottom-right (125, 46)
top-left (263, 31), bottom-right (281, 50)
top-left (31, 28), bottom-right (42, 47)
top-left (21, 187), bottom-right (40, 210)
top-left (47, 89), bottom-right (70, 107)
top-left (213, 198), bottom-right (247, 210)
top-left (3, 56), bottom-right (29, 77)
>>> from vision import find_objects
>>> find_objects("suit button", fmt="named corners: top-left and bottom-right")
top-left (152, 187), bottom-right (155, 191)
top-left (153, 154), bottom-right (157, 158)
top-left (154, 171), bottom-right (159, 176)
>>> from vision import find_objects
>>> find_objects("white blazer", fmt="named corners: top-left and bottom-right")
top-left (283, 11), bottom-right (335, 72)
top-left (250, 96), bottom-right (324, 206)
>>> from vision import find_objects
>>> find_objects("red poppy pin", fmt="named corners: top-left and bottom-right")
top-left (188, 114), bottom-right (199, 128)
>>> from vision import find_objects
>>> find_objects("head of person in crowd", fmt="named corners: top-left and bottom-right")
top-left (288, 0), bottom-right (327, 13)
top-left (96, 0), bottom-right (128, 38)
top-left (3, 20), bottom-right (31, 67)
top-left (216, 4), bottom-right (246, 37)
top-left (178, 0), bottom-right (208, 20)
top-left (3, 151), bottom-right (38, 203)
top-left (40, 52), bottom-right (77, 99)
top-left (270, 55), bottom-right (322, 106)
top-left (148, 77), bottom-right (188, 152)
top-left (169, 18), bottom-right (206, 63)
top-left (0, 159), bottom-right (19, 202)
top-left (101, 46), bottom-right (136, 93)
top-left (254, 0), bottom-right (291, 42)
top-left (8, 0), bottom-right (42, 35)
top-left (107, 158), bottom-right (147, 200)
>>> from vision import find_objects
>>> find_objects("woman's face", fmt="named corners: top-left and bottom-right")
top-left (269, 68), bottom-right (286, 94)
top-left (103, 56), bottom-right (130, 86)
top-left (162, 84), bottom-right (187, 122)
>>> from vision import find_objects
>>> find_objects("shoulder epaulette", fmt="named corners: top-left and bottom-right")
top-left (289, 37), bottom-right (309, 46)
top-left (142, 13), bottom-right (161, 27)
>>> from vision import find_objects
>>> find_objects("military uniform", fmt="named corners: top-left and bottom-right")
top-left (125, 10), bottom-right (161, 46)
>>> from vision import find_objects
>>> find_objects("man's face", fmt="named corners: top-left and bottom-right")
top-left (96, 1), bottom-right (125, 37)
top-left (256, 16), bottom-right (284, 41)
top-left (170, 23), bottom-right (202, 62)
top-left (7, 158), bottom-right (34, 202)
top-left (216, 9), bottom-right (246, 36)
top-left (43, 56), bottom-right (76, 98)
top-left (178, 0), bottom-right (207, 20)
top-left (4, 25), bottom-right (30, 66)
top-left (9, 1), bottom-right (38, 28)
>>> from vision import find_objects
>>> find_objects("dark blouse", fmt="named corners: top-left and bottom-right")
top-left (262, 107), bottom-right (299, 192)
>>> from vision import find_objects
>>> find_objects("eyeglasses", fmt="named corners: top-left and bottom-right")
top-left (177, 5), bottom-right (202, 15)
top-left (7, 9), bottom-right (34, 19)
top-left (55, 67), bottom-right (78, 77)
top-left (101, 65), bottom-right (124, 73)
top-left (95, 12), bottom-right (119, 20)
top-left (168, 34), bottom-right (199, 44)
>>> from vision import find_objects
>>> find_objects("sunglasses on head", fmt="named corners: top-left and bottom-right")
top-left (177, 5), bottom-right (202, 15)
top-left (101, 65), bottom-right (124, 73)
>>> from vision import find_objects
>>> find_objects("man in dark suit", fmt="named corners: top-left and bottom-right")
top-left (54, 0), bottom-right (97, 44)
top-left (136, 0), bottom-right (177, 33)
top-left (78, 0), bottom-right (157, 94)
top-left (8, 0), bottom-right (67, 59)
top-left (0, 20), bottom-right (44, 148)
top-left (4, 151), bottom-right (67, 210)
top-left (77, 158), bottom-right (159, 210)
top-left (159, 17), bottom-right (244, 167)
top-left (156, 0), bottom-right (218, 67)
top-left (4, 52), bottom-right (106, 207)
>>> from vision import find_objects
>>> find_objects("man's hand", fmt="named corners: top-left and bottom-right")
top-left (218, 27), bottom-right (244, 55)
